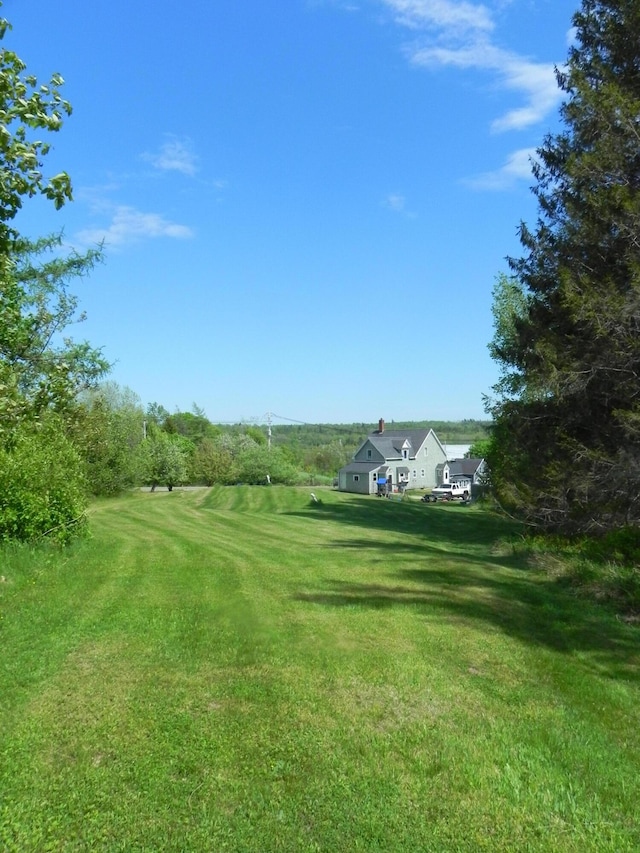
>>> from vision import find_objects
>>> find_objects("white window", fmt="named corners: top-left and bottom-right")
top-left (412, 470), bottom-right (417, 479)
top-left (402, 449), bottom-right (408, 460)
top-left (373, 473), bottom-right (377, 480)
top-left (353, 475), bottom-right (359, 482)
top-left (420, 469), bottom-right (425, 477)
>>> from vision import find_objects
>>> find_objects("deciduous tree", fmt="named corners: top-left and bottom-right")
top-left (0, 6), bottom-right (107, 540)
top-left (0, 235), bottom-right (107, 442)
top-left (73, 383), bottom-right (145, 495)
top-left (140, 427), bottom-right (190, 491)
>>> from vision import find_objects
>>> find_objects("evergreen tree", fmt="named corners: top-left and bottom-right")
top-left (488, 0), bottom-right (640, 533)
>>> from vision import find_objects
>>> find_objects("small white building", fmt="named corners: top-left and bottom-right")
top-left (436, 457), bottom-right (488, 496)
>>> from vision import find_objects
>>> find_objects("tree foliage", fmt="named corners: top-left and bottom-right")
top-left (467, 438), bottom-right (491, 460)
top-left (73, 384), bottom-right (145, 496)
top-left (0, 13), bottom-right (73, 250)
top-left (0, 415), bottom-right (87, 544)
top-left (0, 7), bottom-right (107, 541)
top-left (0, 235), bottom-right (108, 443)
top-left (0, 8), bottom-right (108, 443)
top-left (140, 427), bottom-right (190, 491)
top-left (488, 0), bottom-right (640, 533)
top-left (163, 408), bottom-right (221, 443)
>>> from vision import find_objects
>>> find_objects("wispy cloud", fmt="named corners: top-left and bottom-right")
top-left (379, 0), bottom-right (563, 133)
top-left (142, 137), bottom-right (198, 176)
top-left (414, 41), bottom-right (560, 132)
top-left (382, 0), bottom-right (494, 34)
top-left (385, 192), bottom-right (406, 211)
top-left (464, 146), bottom-right (538, 190)
top-left (383, 192), bottom-right (418, 217)
top-left (76, 205), bottom-right (194, 248)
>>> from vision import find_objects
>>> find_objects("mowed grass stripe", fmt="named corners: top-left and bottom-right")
top-left (1, 487), bottom-right (639, 851)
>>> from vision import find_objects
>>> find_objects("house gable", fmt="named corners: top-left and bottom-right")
top-left (339, 421), bottom-right (449, 493)
top-left (353, 438), bottom-right (385, 464)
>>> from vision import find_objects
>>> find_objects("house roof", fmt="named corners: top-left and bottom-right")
top-left (341, 462), bottom-right (382, 474)
top-left (447, 458), bottom-right (485, 477)
top-left (366, 428), bottom-right (434, 459)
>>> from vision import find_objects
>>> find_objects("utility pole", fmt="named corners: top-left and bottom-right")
top-left (266, 411), bottom-right (272, 451)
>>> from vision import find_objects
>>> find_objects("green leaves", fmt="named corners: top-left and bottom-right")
top-left (43, 172), bottom-right (73, 209)
top-left (0, 234), bottom-right (109, 443)
top-left (140, 429), bottom-right (190, 489)
top-left (0, 415), bottom-right (88, 544)
top-left (0, 42), bottom-right (74, 247)
top-left (0, 9), bottom-right (106, 543)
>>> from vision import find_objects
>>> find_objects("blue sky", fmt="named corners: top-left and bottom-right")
top-left (5, 0), bottom-right (576, 425)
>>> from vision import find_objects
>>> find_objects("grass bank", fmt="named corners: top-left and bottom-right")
top-left (1, 487), bottom-right (639, 851)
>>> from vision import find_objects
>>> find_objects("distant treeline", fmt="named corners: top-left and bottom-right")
top-left (249, 419), bottom-right (491, 456)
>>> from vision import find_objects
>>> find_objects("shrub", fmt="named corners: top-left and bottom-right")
top-left (0, 417), bottom-right (88, 544)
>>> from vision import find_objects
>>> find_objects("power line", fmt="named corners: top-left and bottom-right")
top-left (268, 412), bottom-right (308, 425)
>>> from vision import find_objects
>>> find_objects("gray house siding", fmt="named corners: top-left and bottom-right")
top-left (354, 440), bottom-right (386, 465)
top-left (421, 431), bottom-right (447, 488)
top-left (339, 462), bottom-right (380, 495)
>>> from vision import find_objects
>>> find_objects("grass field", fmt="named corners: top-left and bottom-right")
top-left (1, 486), bottom-right (639, 852)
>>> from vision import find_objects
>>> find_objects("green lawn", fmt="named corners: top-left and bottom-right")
top-left (1, 487), bottom-right (639, 852)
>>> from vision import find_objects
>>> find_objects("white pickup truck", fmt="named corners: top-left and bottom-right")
top-left (425, 483), bottom-right (469, 502)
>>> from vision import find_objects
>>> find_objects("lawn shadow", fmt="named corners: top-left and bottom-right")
top-left (321, 535), bottom-right (530, 574)
top-left (293, 495), bottom-right (640, 682)
top-left (294, 566), bottom-right (640, 685)
top-left (293, 495), bottom-right (517, 552)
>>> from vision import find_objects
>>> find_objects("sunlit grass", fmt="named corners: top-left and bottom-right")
top-left (1, 487), bottom-right (639, 851)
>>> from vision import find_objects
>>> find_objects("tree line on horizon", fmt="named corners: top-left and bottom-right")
top-left (1, 0), bottom-right (639, 549)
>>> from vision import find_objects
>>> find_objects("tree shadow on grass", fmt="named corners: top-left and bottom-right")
top-left (293, 565), bottom-right (640, 684)
top-left (292, 496), bottom-right (640, 682)
top-left (293, 496), bottom-right (518, 552)
top-left (321, 536), bottom-right (529, 574)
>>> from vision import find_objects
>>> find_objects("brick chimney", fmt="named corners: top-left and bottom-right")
top-left (378, 418), bottom-right (385, 434)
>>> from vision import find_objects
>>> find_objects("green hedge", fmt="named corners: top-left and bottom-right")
top-left (0, 418), bottom-right (88, 544)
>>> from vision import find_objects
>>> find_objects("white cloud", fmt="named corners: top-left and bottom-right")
top-left (382, 0), bottom-right (493, 34)
top-left (142, 137), bottom-right (198, 176)
top-left (76, 205), bottom-right (194, 248)
top-left (385, 192), bottom-right (406, 211)
top-left (412, 40), bottom-right (562, 132)
top-left (465, 146), bottom-right (538, 190)
top-left (382, 192), bottom-right (417, 217)
top-left (488, 54), bottom-right (561, 133)
top-left (379, 1), bottom-right (563, 133)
